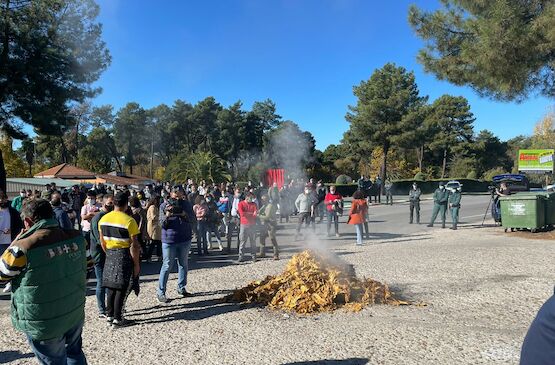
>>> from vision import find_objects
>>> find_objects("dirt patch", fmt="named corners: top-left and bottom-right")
top-left (501, 228), bottom-right (555, 240)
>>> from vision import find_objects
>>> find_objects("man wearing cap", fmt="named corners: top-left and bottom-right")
top-left (428, 182), bottom-right (450, 228)
top-left (408, 182), bottom-right (421, 224)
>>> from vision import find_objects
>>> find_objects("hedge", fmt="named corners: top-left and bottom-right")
top-left (390, 179), bottom-right (490, 194)
top-left (325, 179), bottom-right (491, 197)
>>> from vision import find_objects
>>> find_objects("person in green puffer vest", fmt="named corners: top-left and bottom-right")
top-left (0, 199), bottom-right (87, 365)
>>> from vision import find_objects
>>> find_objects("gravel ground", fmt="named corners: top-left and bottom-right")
top-left (1, 221), bottom-right (553, 365)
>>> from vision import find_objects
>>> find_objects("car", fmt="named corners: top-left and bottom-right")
top-left (492, 174), bottom-right (530, 192)
top-left (445, 180), bottom-right (462, 193)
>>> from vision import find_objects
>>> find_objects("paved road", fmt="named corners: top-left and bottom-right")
top-left (0, 194), bottom-right (492, 310)
top-left (363, 194), bottom-right (493, 235)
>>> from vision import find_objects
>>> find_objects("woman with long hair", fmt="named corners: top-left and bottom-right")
top-left (145, 195), bottom-right (162, 261)
top-left (348, 190), bottom-right (368, 246)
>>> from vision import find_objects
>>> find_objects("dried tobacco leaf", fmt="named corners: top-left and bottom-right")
top-left (224, 250), bottom-right (412, 314)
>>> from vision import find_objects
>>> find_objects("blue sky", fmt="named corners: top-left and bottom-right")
top-left (94, 0), bottom-right (552, 150)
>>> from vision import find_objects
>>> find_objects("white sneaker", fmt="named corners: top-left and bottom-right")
top-left (207, 244), bottom-right (212, 250)
top-left (2, 282), bottom-right (11, 293)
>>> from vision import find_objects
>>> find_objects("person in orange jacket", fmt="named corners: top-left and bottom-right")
top-left (348, 190), bottom-right (368, 246)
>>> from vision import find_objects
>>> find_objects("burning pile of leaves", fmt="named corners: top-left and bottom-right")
top-left (224, 250), bottom-right (409, 314)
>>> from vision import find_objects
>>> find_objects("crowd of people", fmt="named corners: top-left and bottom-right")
top-left (0, 175), bottom-right (464, 364)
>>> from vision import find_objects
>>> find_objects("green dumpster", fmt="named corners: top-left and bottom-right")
top-left (543, 192), bottom-right (555, 226)
top-left (500, 193), bottom-right (547, 233)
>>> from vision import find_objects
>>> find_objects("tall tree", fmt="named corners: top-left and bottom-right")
top-left (396, 104), bottom-right (433, 172)
top-left (113, 103), bottom-right (148, 174)
top-left (215, 101), bottom-right (244, 167)
top-left (409, 1), bottom-right (555, 101)
top-left (78, 126), bottom-right (121, 173)
top-left (251, 99), bottom-right (282, 130)
top-left (532, 109), bottom-right (555, 149)
top-left (473, 130), bottom-right (511, 177)
top-left (345, 63), bottom-right (426, 189)
top-left (0, 0), bottom-right (110, 190)
top-left (20, 138), bottom-right (34, 176)
top-left (426, 95), bottom-right (475, 178)
top-left (168, 100), bottom-right (194, 154)
top-left (190, 97), bottom-right (222, 152)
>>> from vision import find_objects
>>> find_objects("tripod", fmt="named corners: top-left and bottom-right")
top-left (481, 194), bottom-right (499, 226)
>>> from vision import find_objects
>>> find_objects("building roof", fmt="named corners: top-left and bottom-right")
top-left (96, 172), bottom-right (155, 187)
top-left (7, 177), bottom-right (80, 187)
top-left (34, 163), bottom-right (96, 179)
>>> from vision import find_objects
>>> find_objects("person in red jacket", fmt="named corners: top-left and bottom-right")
top-left (348, 190), bottom-right (368, 246)
top-left (324, 185), bottom-right (343, 237)
top-left (237, 192), bottom-right (258, 263)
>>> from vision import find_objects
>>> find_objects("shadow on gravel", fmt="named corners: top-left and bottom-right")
top-left (0, 350), bottom-right (34, 364)
top-left (128, 296), bottom-right (247, 324)
top-left (282, 358), bottom-right (368, 365)
top-left (387, 284), bottom-right (425, 304)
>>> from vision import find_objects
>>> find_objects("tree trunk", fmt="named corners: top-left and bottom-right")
top-left (60, 137), bottom-right (68, 163)
top-left (114, 156), bottom-right (122, 172)
top-left (1, 0), bottom-right (10, 71)
top-left (150, 136), bottom-right (154, 178)
top-left (75, 123), bottom-right (79, 166)
top-left (0, 149), bottom-right (6, 193)
top-left (28, 163), bottom-right (31, 176)
top-left (441, 148), bottom-right (447, 178)
top-left (416, 146), bottom-right (424, 172)
top-left (381, 143), bottom-right (389, 195)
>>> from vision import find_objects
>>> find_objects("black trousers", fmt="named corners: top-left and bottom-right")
top-left (146, 239), bottom-right (162, 259)
top-left (410, 201), bottom-right (420, 223)
top-left (106, 288), bottom-right (126, 321)
top-left (296, 212), bottom-right (311, 233)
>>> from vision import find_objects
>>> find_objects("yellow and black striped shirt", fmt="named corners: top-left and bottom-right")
top-left (0, 246), bottom-right (26, 283)
top-left (98, 211), bottom-right (139, 250)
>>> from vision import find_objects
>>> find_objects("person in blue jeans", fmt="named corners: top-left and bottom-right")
top-left (158, 191), bottom-right (195, 303)
top-left (90, 194), bottom-right (114, 317)
top-left (27, 320), bottom-right (87, 365)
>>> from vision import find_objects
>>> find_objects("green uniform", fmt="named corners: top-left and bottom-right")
top-left (409, 187), bottom-right (421, 224)
top-left (258, 203), bottom-right (279, 259)
top-left (449, 191), bottom-right (462, 229)
top-left (429, 188), bottom-right (449, 228)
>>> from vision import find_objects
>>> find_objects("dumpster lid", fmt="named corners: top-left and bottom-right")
top-left (500, 192), bottom-right (548, 200)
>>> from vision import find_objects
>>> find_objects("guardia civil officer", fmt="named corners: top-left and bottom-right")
top-left (408, 182), bottom-right (421, 224)
top-left (427, 182), bottom-right (449, 228)
top-left (449, 186), bottom-right (462, 230)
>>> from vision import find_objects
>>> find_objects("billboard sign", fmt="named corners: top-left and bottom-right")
top-left (518, 149), bottom-right (554, 172)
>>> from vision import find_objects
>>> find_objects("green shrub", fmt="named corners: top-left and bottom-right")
top-left (466, 170), bottom-right (477, 179)
top-left (414, 172), bottom-right (427, 181)
top-left (482, 167), bottom-right (507, 181)
top-left (449, 157), bottom-right (476, 179)
top-left (335, 174), bottom-right (352, 185)
top-left (391, 178), bottom-right (489, 194)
